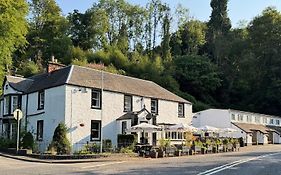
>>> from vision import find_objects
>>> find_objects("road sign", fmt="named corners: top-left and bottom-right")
top-left (13, 109), bottom-right (23, 121)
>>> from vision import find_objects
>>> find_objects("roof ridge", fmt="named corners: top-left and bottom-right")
top-left (72, 65), bottom-right (154, 84)
top-left (28, 65), bottom-right (72, 79)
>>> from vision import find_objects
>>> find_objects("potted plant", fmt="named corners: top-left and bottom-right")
top-left (216, 139), bottom-right (223, 153)
top-left (193, 140), bottom-right (202, 154)
top-left (158, 138), bottom-right (170, 157)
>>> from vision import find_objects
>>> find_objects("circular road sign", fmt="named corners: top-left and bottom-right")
top-left (13, 109), bottom-right (23, 120)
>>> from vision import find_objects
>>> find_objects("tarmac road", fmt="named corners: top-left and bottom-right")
top-left (1, 144), bottom-right (281, 175)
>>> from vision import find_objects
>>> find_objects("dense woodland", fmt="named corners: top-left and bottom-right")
top-left (1, 0), bottom-right (281, 115)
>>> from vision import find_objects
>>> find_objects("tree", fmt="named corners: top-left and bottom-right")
top-left (27, 0), bottom-right (72, 65)
top-left (174, 55), bottom-right (221, 103)
top-left (51, 123), bottom-right (71, 154)
top-left (0, 0), bottom-right (28, 85)
top-left (21, 132), bottom-right (34, 150)
top-left (206, 0), bottom-right (231, 65)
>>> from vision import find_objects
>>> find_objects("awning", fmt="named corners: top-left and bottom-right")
top-left (232, 122), bottom-right (276, 134)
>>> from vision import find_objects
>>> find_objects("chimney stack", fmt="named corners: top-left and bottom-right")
top-left (47, 55), bottom-right (65, 73)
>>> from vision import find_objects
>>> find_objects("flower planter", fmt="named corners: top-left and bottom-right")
top-left (194, 146), bottom-right (201, 154)
top-left (182, 146), bottom-right (190, 156)
top-left (150, 150), bottom-right (158, 158)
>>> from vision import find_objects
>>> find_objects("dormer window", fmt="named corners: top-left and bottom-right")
top-left (12, 96), bottom-right (19, 112)
top-left (38, 90), bottom-right (45, 110)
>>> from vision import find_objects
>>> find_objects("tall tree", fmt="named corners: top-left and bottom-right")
top-left (0, 0), bottom-right (28, 83)
top-left (27, 0), bottom-right (72, 65)
top-left (206, 0), bottom-right (231, 65)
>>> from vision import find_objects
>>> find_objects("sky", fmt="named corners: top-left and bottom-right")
top-left (56, 0), bottom-right (281, 27)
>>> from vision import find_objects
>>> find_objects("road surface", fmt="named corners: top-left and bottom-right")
top-left (1, 144), bottom-right (281, 175)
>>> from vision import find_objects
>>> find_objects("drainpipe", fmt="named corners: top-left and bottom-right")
top-left (25, 94), bottom-right (29, 131)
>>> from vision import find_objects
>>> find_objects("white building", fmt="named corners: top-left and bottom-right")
top-left (193, 109), bottom-right (281, 145)
top-left (0, 62), bottom-right (192, 152)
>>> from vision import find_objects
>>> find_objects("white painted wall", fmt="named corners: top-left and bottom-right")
top-left (192, 109), bottom-right (231, 128)
top-left (65, 85), bottom-right (193, 152)
top-left (26, 86), bottom-right (66, 152)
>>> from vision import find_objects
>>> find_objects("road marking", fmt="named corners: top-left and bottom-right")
top-left (198, 152), bottom-right (281, 175)
top-left (81, 161), bottom-right (126, 169)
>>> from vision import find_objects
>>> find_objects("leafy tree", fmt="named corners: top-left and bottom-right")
top-left (0, 0), bottom-right (28, 84)
top-left (17, 60), bottom-right (40, 77)
top-left (174, 55), bottom-right (221, 103)
top-left (27, 0), bottom-right (72, 65)
top-left (51, 123), bottom-right (71, 154)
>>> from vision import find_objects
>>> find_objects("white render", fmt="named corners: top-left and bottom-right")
top-left (1, 72), bottom-right (192, 153)
top-left (193, 109), bottom-right (281, 145)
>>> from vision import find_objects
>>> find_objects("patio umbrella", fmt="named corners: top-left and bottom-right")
top-left (221, 128), bottom-right (238, 133)
top-left (198, 125), bottom-right (220, 132)
top-left (129, 122), bottom-right (162, 132)
top-left (128, 123), bottom-right (162, 145)
top-left (167, 123), bottom-right (198, 132)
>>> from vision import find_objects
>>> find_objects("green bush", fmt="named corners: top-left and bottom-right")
top-left (119, 147), bottom-right (134, 154)
top-left (0, 137), bottom-right (16, 148)
top-left (51, 123), bottom-right (71, 154)
top-left (21, 132), bottom-right (34, 149)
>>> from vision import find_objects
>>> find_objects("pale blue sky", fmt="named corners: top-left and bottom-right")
top-left (56, 0), bottom-right (281, 27)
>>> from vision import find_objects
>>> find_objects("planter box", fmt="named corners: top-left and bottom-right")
top-left (182, 146), bottom-right (190, 155)
top-left (18, 149), bottom-right (32, 156)
top-left (150, 151), bottom-right (158, 158)
top-left (157, 150), bottom-right (165, 158)
top-left (218, 145), bottom-right (224, 152)
top-left (194, 146), bottom-right (201, 154)
top-left (175, 150), bottom-right (182, 156)
top-left (206, 146), bottom-right (213, 153)
top-left (166, 147), bottom-right (176, 157)
top-left (234, 144), bottom-right (240, 151)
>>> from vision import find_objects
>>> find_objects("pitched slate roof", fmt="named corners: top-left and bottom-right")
top-left (5, 65), bottom-right (190, 103)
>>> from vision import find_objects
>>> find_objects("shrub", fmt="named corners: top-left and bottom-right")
top-left (51, 123), bottom-right (71, 154)
top-left (119, 147), bottom-right (134, 154)
top-left (0, 137), bottom-right (16, 148)
top-left (21, 132), bottom-right (34, 149)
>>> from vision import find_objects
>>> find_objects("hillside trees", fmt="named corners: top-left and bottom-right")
top-left (0, 0), bottom-right (28, 83)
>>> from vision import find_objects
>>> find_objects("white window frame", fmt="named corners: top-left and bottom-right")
top-left (91, 89), bottom-right (101, 109)
top-left (91, 120), bottom-right (101, 141)
top-left (231, 114), bottom-right (236, 121)
top-left (151, 99), bottom-right (158, 114)
top-left (4, 96), bottom-right (10, 115)
top-left (12, 96), bottom-right (19, 113)
top-left (178, 103), bottom-right (184, 118)
top-left (124, 95), bottom-right (132, 112)
top-left (38, 90), bottom-right (45, 110)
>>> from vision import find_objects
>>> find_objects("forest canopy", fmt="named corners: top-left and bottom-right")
top-left (2, 0), bottom-right (281, 115)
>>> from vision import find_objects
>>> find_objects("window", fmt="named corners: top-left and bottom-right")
top-left (263, 117), bottom-right (268, 124)
top-left (91, 89), bottom-right (101, 109)
top-left (124, 95), bottom-right (132, 112)
top-left (37, 120), bottom-right (44, 141)
top-left (238, 114), bottom-right (243, 121)
top-left (151, 99), bottom-right (158, 114)
top-left (270, 118), bottom-right (274, 125)
top-left (178, 103), bottom-right (185, 117)
top-left (171, 132), bottom-right (177, 139)
top-left (91, 120), bottom-right (101, 141)
top-left (231, 114), bottom-right (236, 121)
top-left (254, 116), bottom-right (260, 123)
top-left (4, 96), bottom-right (10, 115)
top-left (12, 96), bottom-right (19, 113)
top-left (276, 120), bottom-right (280, 126)
top-left (121, 121), bottom-right (127, 134)
top-left (38, 90), bottom-right (45, 110)
top-left (246, 115), bottom-right (252, 123)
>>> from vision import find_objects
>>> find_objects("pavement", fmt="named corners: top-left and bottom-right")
top-left (1, 144), bottom-right (281, 175)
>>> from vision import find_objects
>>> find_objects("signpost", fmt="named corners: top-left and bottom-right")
top-left (13, 109), bottom-right (23, 154)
